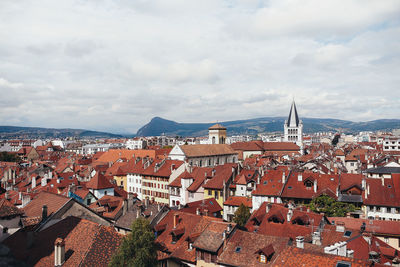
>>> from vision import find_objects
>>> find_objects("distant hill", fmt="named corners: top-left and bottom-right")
top-left (0, 126), bottom-right (123, 139)
top-left (136, 117), bottom-right (400, 137)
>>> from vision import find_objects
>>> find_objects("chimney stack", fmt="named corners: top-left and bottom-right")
top-left (145, 197), bottom-right (149, 208)
top-left (312, 231), bottom-right (321, 246)
top-left (173, 214), bottom-right (179, 228)
top-left (335, 221), bottom-right (345, 232)
top-left (227, 223), bottom-right (232, 233)
top-left (266, 204), bottom-right (271, 214)
top-left (282, 172), bottom-right (286, 184)
top-left (196, 208), bottom-right (200, 215)
top-left (297, 172), bottom-right (303, 182)
top-left (314, 180), bottom-right (317, 193)
top-left (296, 236), bottom-right (304, 249)
top-left (204, 209), bottom-right (209, 216)
top-left (54, 238), bottom-right (65, 266)
top-left (42, 205), bottom-right (48, 220)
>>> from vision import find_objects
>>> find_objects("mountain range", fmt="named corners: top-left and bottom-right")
top-left (0, 126), bottom-right (123, 139)
top-left (136, 117), bottom-right (400, 137)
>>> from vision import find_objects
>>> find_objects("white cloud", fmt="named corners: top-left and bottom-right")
top-left (0, 0), bottom-right (399, 133)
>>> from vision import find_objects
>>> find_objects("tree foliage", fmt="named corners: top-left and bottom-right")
top-left (109, 218), bottom-right (158, 267)
top-left (233, 203), bottom-right (251, 227)
top-left (0, 152), bottom-right (20, 162)
top-left (332, 134), bottom-right (340, 146)
top-left (308, 194), bottom-right (356, 217)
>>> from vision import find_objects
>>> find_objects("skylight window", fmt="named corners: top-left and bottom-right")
top-left (263, 181), bottom-right (268, 185)
top-left (336, 261), bottom-right (351, 267)
top-left (344, 230), bottom-right (352, 238)
top-left (235, 246), bottom-right (241, 253)
top-left (288, 186), bottom-right (292, 189)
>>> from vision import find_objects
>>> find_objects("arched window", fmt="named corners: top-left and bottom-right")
top-left (212, 136), bottom-right (216, 144)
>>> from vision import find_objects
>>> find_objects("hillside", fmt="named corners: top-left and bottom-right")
top-left (0, 126), bottom-right (123, 139)
top-left (136, 117), bottom-right (400, 137)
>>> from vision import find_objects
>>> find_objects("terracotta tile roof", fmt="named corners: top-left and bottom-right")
top-left (223, 196), bottom-right (252, 208)
top-left (179, 144), bottom-right (237, 157)
top-left (142, 159), bottom-right (184, 177)
top-left (203, 163), bottom-right (237, 190)
top-left (22, 191), bottom-right (70, 218)
top-left (182, 198), bottom-right (222, 215)
top-left (95, 149), bottom-right (155, 163)
top-left (347, 234), bottom-right (399, 264)
top-left (281, 171), bottom-right (339, 201)
top-left (209, 123), bottom-right (226, 130)
top-left (155, 210), bottom-right (223, 263)
top-left (186, 167), bottom-right (213, 192)
top-left (252, 169), bottom-right (286, 196)
top-left (86, 172), bottom-right (114, 190)
top-left (363, 176), bottom-right (400, 207)
top-left (230, 141), bottom-right (264, 151)
top-left (193, 221), bottom-right (234, 252)
top-left (217, 230), bottom-right (290, 267)
top-left (263, 142), bottom-right (300, 151)
top-left (328, 217), bottom-right (400, 236)
top-left (271, 246), bottom-right (368, 267)
top-left (0, 198), bottom-right (23, 218)
top-left (89, 195), bottom-right (124, 220)
top-left (4, 216), bottom-right (122, 266)
top-left (245, 203), bottom-right (324, 240)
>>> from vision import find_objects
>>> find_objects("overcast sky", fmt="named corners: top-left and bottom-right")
top-left (1, 0), bottom-right (399, 134)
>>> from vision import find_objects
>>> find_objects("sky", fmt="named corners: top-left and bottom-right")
top-left (1, 0), bottom-right (400, 134)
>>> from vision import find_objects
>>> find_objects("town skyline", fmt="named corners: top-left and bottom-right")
top-left (1, 1), bottom-right (400, 133)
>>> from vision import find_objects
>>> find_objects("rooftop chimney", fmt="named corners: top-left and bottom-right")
top-left (296, 236), bottom-right (304, 249)
top-left (282, 172), bottom-right (286, 184)
top-left (336, 221), bottom-right (345, 232)
top-left (196, 208), bottom-right (200, 215)
top-left (312, 231), bottom-right (321, 246)
top-left (227, 223), bottom-right (232, 233)
top-left (54, 238), bottom-right (65, 266)
top-left (297, 172), bottom-right (303, 182)
top-left (204, 209), bottom-right (209, 216)
top-left (145, 197), bottom-right (149, 208)
top-left (266, 204), bottom-right (271, 214)
top-left (42, 205), bottom-right (48, 221)
top-left (173, 214), bottom-right (179, 228)
top-left (286, 208), bottom-right (293, 222)
top-left (314, 180), bottom-right (318, 193)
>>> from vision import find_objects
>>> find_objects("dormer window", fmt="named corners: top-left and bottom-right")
top-left (260, 254), bottom-right (266, 263)
top-left (304, 180), bottom-right (313, 189)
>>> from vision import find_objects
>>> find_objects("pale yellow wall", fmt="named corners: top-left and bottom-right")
top-left (113, 175), bottom-right (127, 191)
top-left (376, 236), bottom-right (400, 250)
top-left (196, 259), bottom-right (219, 267)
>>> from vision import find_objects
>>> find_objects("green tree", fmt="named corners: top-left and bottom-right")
top-left (0, 152), bottom-right (20, 162)
top-left (308, 194), bottom-right (356, 217)
top-left (109, 218), bottom-right (158, 267)
top-left (332, 134), bottom-right (340, 146)
top-left (233, 203), bottom-right (251, 227)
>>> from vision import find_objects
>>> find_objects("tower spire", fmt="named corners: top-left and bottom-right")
top-left (287, 100), bottom-right (299, 127)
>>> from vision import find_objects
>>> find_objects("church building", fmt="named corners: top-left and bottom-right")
top-left (284, 101), bottom-right (303, 150)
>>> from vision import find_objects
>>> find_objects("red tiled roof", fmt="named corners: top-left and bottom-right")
top-left (179, 144), bottom-right (237, 157)
top-left (86, 172), bottom-right (114, 190)
top-left (271, 246), bottom-right (368, 267)
top-left (22, 191), bottom-right (70, 218)
top-left (181, 198), bottom-right (222, 215)
top-left (4, 216), bottom-right (122, 266)
top-left (263, 142), bottom-right (300, 151)
top-left (0, 198), bottom-right (23, 218)
top-left (155, 210), bottom-right (223, 263)
top-left (223, 196), bottom-right (252, 208)
top-left (217, 230), bottom-right (289, 267)
top-left (203, 163), bottom-right (237, 190)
